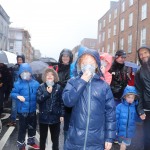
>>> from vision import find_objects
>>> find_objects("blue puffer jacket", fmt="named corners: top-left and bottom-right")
top-left (11, 63), bottom-right (40, 113)
top-left (116, 86), bottom-right (140, 138)
top-left (63, 49), bottom-right (116, 150)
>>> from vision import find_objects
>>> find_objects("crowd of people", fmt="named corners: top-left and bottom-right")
top-left (0, 45), bottom-right (150, 150)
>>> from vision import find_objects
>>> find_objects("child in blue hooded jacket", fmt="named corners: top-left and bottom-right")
top-left (116, 85), bottom-right (140, 150)
top-left (63, 49), bottom-right (116, 150)
top-left (11, 63), bottom-right (40, 150)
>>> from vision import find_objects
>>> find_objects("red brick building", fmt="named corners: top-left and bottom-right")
top-left (81, 38), bottom-right (97, 50)
top-left (97, 0), bottom-right (150, 62)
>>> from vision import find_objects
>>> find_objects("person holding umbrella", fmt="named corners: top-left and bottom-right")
top-left (109, 50), bottom-right (128, 106)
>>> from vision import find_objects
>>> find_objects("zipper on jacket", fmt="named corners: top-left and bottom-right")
top-left (28, 82), bottom-right (31, 113)
top-left (83, 81), bottom-right (91, 150)
top-left (126, 105), bottom-right (130, 138)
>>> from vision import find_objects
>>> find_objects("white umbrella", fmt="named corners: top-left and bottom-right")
top-left (3, 51), bottom-right (17, 64)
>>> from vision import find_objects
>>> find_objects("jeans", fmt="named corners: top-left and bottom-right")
top-left (40, 123), bottom-right (60, 150)
top-left (143, 111), bottom-right (150, 150)
top-left (10, 99), bottom-right (17, 122)
top-left (18, 112), bottom-right (37, 144)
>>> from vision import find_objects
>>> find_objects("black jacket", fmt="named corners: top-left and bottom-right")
top-left (37, 83), bottom-right (64, 124)
top-left (135, 46), bottom-right (150, 115)
top-left (58, 49), bottom-right (73, 131)
top-left (109, 61), bottom-right (128, 100)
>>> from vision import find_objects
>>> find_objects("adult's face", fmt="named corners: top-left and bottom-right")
top-left (62, 55), bottom-right (70, 65)
top-left (17, 58), bottom-right (23, 65)
top-left (115, 56), bottom-right (126, 64)
top-left (139, 48), bottom-right (150, 63)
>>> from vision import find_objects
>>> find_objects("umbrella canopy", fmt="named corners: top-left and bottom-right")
top-left (0, 51), bottom-right (9, 64)
top-left (3, 51), bottom-right (17, 64)
top-left (39, 57), bottom-right (58, 65)
top-left (125, 61), bottom-right (139, 69)
top-left (125, 61), bottom-right (140, 72)
top-left (30, 60), bottom-right (49, 75)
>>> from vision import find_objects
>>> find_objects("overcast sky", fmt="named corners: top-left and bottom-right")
top-left (1, 0), bottom-right (116, 60)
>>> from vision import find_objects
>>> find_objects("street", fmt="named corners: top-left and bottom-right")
top-left (0, 102), bottom-right (144, 150)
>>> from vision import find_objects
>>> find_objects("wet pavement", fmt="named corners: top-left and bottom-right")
top-left (0, 100), bottom-right (144, 150)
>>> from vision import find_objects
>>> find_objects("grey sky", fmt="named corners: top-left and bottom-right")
top-left (1, 0), bottom-right (114, 60)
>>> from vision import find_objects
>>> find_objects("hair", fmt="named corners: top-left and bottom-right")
top-left (42, 68), bottom-right (59, 83)
top-left (124, 93), bottom-right (136, 100)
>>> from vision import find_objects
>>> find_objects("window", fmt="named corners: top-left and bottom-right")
top-left (109, 14), bottom-right (111, 23)
top-left (121, 18), bottom-right (125, 31)
top-left (128, 34), bottom-right (132, 53)
top-left (103, 19), bottom-right (106, 27)
top-left (129, 0), bottom-right (133, 6)
top-left (122, 1), bottom-right (125, 12)
top-left (129, 13), bottom-right (133, 27)
top-left (102, 32), bottom-right (105, 41)
top-left (112, 41), bottom-right (116, 55)
top-left (113, 24), bottom-right (117, 35)
top-left (99, 23), bottom-right (102, 31)
top-left (120, 38), bottom-right (124, 49)
top-left (140, 28), bottom-right (146, 46)
top-left (99, 34), bottom-right (101, 43)
top-left (141, 3), bottom-right (147, 20)
top-left (108, 28), bottom-right (111, 39)
top-left (102, 47), bottom-right (104, 52)
top-left (9, 42), bottom-right (14, 50)
top-left (107, 44), bottom-right (110, 53)
top-left (114, 9), bottom-right (117, 18)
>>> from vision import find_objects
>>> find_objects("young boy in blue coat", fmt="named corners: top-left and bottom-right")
top-left (116, 85), bottom-right (140, 150)
top-left (11, 63), bottom-right (40, 150)
top-left (63, 49), bottom-right (116, 150)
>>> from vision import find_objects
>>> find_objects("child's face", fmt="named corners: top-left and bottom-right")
top-left (46, 72), bottom-right (54, 82)
top-left (62, 55), bottom-right (70, 65)
top-left (80, 54), bottom-right (97, 69)
top-left (125, 94), bottom-right (135, 104)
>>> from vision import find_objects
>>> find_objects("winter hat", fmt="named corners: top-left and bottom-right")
top-left (115, 50), bottom-right (126, 58)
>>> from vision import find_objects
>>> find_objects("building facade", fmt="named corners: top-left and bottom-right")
top-left (0, 5), bottom-right (10, 51)
top-left (81, 38), bottom-right (97, 50)
top-left (8, 27), bottom-right (33, 62)
top-left (97, 0), bottom-right (150, 62)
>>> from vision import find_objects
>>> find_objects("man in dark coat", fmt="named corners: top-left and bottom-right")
top-left (135, 46), bottom-right (150, 150)
top-left (109, 50), bottom-right (128, 105)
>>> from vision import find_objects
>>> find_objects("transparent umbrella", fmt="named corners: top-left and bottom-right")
top-left (0, 51), bottom-right (8, 64)
top-left (30, 60), bottom-right (49, 75)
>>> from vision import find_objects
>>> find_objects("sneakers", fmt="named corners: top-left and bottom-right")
top-left (18, 146), bottom-right (25, 150)
top-left (27, 143), bottom-right (40, 149)
top-left (7, 121), bottom-right (16, 126)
